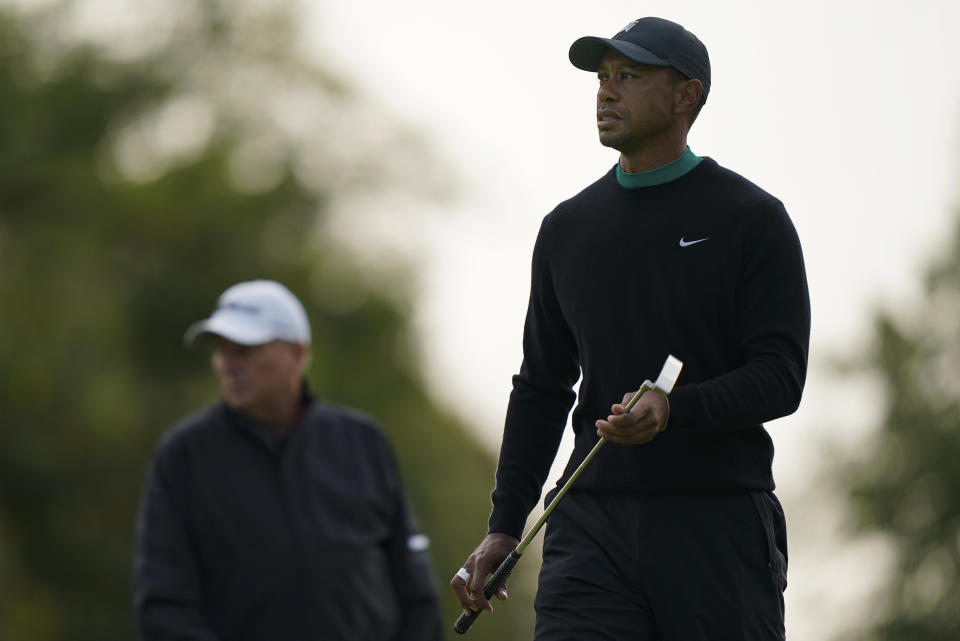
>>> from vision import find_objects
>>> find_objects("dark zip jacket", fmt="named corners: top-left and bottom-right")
top-left (134, 392), bottom-right (442, 641)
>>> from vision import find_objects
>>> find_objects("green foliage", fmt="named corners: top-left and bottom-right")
top-left (838, 215), bottom-right (960, 640)
top-left (0, 4), bottom-right (534, 640)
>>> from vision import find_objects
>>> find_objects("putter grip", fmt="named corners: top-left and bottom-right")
top-left (453, 550), bottom-right (521, 635)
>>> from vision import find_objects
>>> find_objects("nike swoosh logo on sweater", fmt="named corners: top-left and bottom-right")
top-left (679, 237), bottom-right (709, 247)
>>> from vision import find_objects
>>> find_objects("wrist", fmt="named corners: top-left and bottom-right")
top-left (651, 389), bottom-right (670, 431)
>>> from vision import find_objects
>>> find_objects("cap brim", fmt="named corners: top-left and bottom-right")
top-left (184, 316), bottom-right (275, 347)
top-left (569, 36), bottom-right (671, 72)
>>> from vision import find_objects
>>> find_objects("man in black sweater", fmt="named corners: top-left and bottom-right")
top-left (135, 280), bottom-right (443, 641)
top-left (451, 17), bottom-right (809, 640)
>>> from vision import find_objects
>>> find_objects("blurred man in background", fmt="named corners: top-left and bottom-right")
top-left (134, 279), bottom-right (442, 641)
top-left (452, 16), bottom-right (809, 641)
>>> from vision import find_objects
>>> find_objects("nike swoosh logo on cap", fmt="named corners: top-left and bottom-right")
top-left (679, 236), bottom-right (709, 247)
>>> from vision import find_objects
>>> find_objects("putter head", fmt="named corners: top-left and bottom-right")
top-left (621, 356), bottom-right (685, 413)
top-left (653, 355), bottom-right (683, 394)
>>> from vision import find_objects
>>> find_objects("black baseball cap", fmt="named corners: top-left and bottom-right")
top-left (569, 17), bottom-right (711, 105)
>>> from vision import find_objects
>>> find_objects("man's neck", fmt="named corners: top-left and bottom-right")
top-left (238, 392), bottom-right (304, 437)
top-left (618, 134), bottom-right (689, 173)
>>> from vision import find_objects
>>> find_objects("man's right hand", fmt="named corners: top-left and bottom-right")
top-left (450, 533), bottom-right (519, 616)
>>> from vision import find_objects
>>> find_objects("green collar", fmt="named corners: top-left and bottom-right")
top-left (616, 146), bottom-right (703, 188)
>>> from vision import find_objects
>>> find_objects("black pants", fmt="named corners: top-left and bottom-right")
top-left (534, 490), bottom-right (787, 641)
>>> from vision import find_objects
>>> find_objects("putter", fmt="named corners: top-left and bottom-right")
top-left (454, 355), bottom-right (684, 635)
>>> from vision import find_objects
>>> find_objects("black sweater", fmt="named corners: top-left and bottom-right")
top-left (489, 159), bottom-right (811, 539)
top-left (135, 397), bottom-right (443, 641)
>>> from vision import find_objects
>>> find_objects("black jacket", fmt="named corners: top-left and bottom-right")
top-left (134, 394), bottom-right (443, 641)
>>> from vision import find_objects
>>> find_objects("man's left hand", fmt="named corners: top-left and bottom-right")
top-left (595, 390), bottom-right (668, 444)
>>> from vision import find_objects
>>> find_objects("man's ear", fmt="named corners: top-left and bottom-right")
top-left (293, 343), bottom-right (311, 372)
top-left (675, 79), bottom-right (703, 117)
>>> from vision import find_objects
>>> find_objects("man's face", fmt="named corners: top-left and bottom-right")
top-left (595, 51), bottom-right (683, 153)
top-left (211, 337), bottom-right (307, 417)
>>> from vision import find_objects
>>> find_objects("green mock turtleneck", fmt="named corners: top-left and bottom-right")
top-left (616, 146), bottom-right (702, 188)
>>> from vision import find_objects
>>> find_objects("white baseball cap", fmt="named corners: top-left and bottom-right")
top-left (185, 280), bottom-right (312, 346)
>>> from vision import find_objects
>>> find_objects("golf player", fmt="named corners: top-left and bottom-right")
top-left (451, 17), bottom-right (810, 640)
top-left (134, 280), bottom-right (443, 641)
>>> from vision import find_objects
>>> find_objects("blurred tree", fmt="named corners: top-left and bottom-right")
top-left (0, 2), bottom-right (535, 639)
top-left (836, 211), bottom-right (960, 640)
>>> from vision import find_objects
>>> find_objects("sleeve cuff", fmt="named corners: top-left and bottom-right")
top-left (487, 503), bottom-right (528, 541)
top-left (665, 383), bottom-right (701, 430)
